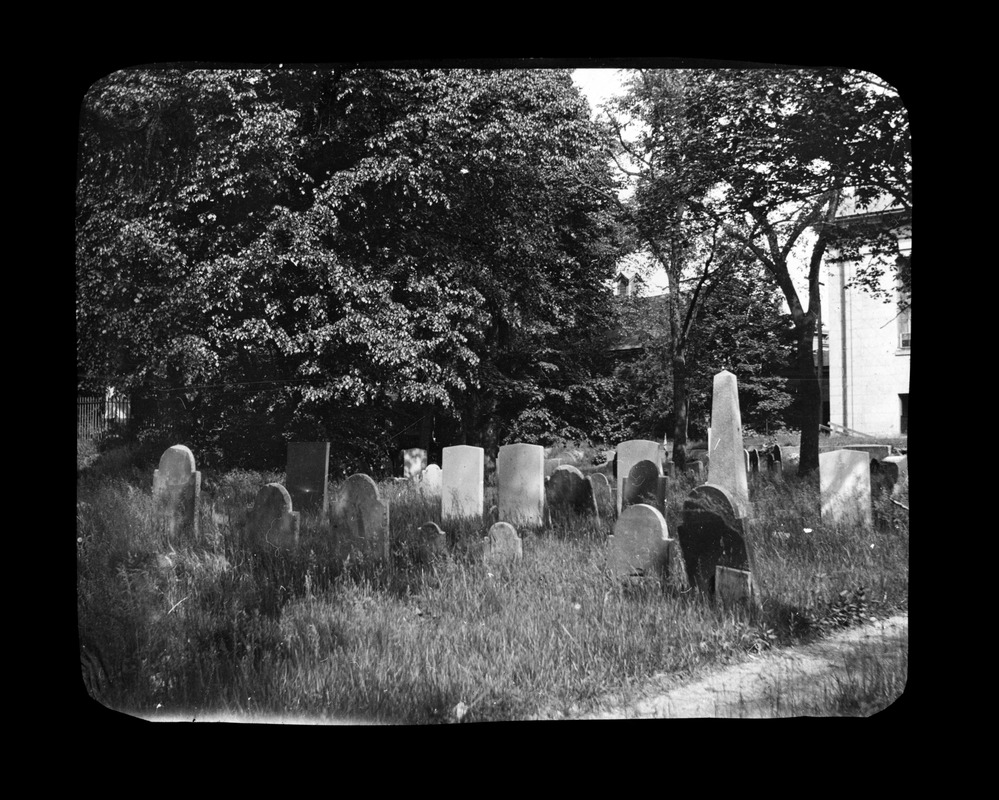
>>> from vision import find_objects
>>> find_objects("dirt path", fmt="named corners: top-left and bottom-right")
top-left (560, 614), bottom-right (908, 719)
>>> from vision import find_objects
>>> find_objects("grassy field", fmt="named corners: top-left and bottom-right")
top-left (76, 438), bottom-right (908, 722)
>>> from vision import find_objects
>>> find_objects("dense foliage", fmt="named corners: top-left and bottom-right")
top-left (77, 68), bottom-right (624, 469)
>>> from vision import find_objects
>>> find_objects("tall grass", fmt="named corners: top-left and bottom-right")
top-left (77, 449), bottom-right (908, 722)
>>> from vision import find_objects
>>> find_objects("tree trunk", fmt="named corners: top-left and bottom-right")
top-left (671, 354), bottom-right (689, 470)
top-left (794, 317), bottom-right (822, 476)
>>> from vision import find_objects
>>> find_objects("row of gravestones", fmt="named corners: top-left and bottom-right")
top-left (149, 370), bottom-right (906, 603)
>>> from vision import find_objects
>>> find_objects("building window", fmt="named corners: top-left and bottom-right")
top-left (899, 393), bottom-right (908, 434)
top-left (896, 259), bottom-right (910, 351)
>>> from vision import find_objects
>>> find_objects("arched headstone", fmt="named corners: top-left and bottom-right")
top-left (152, 445), bottom-right (201, 540)
top-left (677, 483), bottom-right (755, 596)
top-left (330, 474), bottom-right (391, 562)
top-left (483, 521), bottom-right (522, 567)
top-left (615, 440), bottom-right (663, 514)
top-left (588, 472), bottom-right (614, 521)
top-left (607, 503), bottom-right (671, 583)
top-left (548, 465), bottom-right (595, 513)
top-left (623, 459), bottom-right (666, 515)
top-left (247, 483), bottom-right (299, 551)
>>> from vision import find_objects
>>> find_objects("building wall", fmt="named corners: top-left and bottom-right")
top-left (825, 233), bottom-right (910, 436)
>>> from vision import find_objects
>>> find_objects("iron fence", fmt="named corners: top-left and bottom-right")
top-left (78, 394), bottom-right (130, 439)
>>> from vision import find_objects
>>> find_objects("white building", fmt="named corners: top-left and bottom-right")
top-left (824, 201), bottom-right (910, 437)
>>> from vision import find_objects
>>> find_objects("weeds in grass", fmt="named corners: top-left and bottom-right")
top-left (77, 451), bottom-right (908, 722)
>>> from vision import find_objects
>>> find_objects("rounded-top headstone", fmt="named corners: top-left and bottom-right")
top-left (683, 483), bottom-right (741, 525)
top-left (627, 459), bottom-right (661, 489)
top-left (342, 473), bottom-right (380, 502)
top-left (548, 464), bottom-right (589, 507)
top-left (485, 521), bottom-right (523, 564)
top-left (158, 445), bottom-right (196, 482)
top-left (253, 482), bottom-right (293, 515)
top-left (608, 503), bottom-right (670, 580)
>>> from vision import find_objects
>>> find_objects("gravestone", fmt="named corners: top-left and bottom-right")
top-left (771, 444), bottom-right (782, 464)
top-left (247, 483), bottom-right (299, 551)
top-left (882, 454), bottom-right (908, 485)
top-left (748, 448), bottom-right (760, 473)
top-left (330, 474), bottom-right (391, 562)
top-left (483, 521), bottom-right (523, 567)
top-left (588, 472), bottom-right (615, 520)
top-left (819, 449), bottom-right (872, 526)
top-left (411, 522), bottom-right (448, 565)
top-left (286, 442), bottom-right (330, 515)
top-left (153, 445), bottom-right (201, 540)
top-left (685, 461), bottom-right (704, 479)
top-left (497, 443), bottom-right (545, 528)
top-left (715, 566), bottom-right (758, 610)
top-left (402, 448), bottom-right (428, 479)
top-left (615, 440), bottom-right (663, 514)
top-left (832, 444), bottom-right (893, 462)
top-left (706, 371), bottom-right (749, 515)
top-left (442, 445), bottom-right (484, 522)
top-left (420, 463), bottom-right (442, 497)
top-left (744, 449), bottom-right (750, 474)
top-left (677, 483), bottom-right (755, 597)
top-left (622, 459), bottom-right (667, 516)
top-left (544, 458), bottom-right (564, 479)
top-left (607, 503), bottom-right (672, 583)
top-left (548, 465), bottom-right (595, 514)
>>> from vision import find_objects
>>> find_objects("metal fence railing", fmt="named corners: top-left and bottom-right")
top-left (78, 394), bottom-right (130, 439)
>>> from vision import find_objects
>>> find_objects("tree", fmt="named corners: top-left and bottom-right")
top-left (77, 67), bottom-right (622, 468)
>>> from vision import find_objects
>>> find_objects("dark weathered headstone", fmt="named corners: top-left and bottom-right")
top-left (286, 442), bottom-right (330, 515)
top-left (247, 483), bottom-right (299, 551)
top-left (615, 440), bottom-right (663, 514)
top-left (330, 473), bottom-right (391, 562)
top-left (622, 459), bottom-right (667, 516)
top-left (748, 448), bottom-right (760, 473)
top-left (771, 444), bottom-right (782, 463)
top-left (153, 445), bottom-right (201, 540)
top-left (677, 483), bottom-right (755, 596)
top-left (607, 503), bottom-right (672, 583)
top-left (548, 465), bottom-right (595, 513)
top-left (685, 461), bottom-right (704, 480)
top-left (483, 521), bottom-right (523, 567)
top-left (410, 521), bottom-right (448, 565)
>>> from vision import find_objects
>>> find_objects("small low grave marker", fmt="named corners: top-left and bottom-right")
top-left (330, 473), bottom-right (391, 562)
top-left (420, 463), bottom-right (442, 497)
top-left (715, 565), bottom-right (758, 610)
top-left (410, 522), bottom-right (448, 565)
top-left (153, 445), bottom-right (201, 540)
top-left (497, 443), bottom-right (545, 528)
top-left (677, 483), bottom-right (756, 597)
top-left (442, 445), bottom-right (484, 522)
top-left (607, 503), bottom-right (672, 585)
top-left (622, 459), bottom-right (667, 516)
top-left (819, 449), bottom-right (872, 526)
top-left (286, 442), bottom-right (330, 516)
top-left (483, 521), bottom-right (523, 567)
top-left (247, 483), bottom-right (299, 551)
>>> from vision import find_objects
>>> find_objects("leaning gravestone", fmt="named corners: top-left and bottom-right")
top-left (420, 463), bottom-right (442, 497)
top-left (497, 443), bottom-right (545, 528)
top-left (442, 445), bottom-right (484, 522)
top-left (402, 448), bottom-right (428, 479)
top-left (483, 521), bottom-right (523, 567)
top-left (707, 371), bottom-right (750, 516)
top-left (588, 472), bottom-right (615, 521)
top-left (819, 450), bottom-right (872, 526)
top-left (548, 464), bottom-right (596, 514)
top-left (153, 445), bottom-right (201, 540)
top-left (677, 483), bottom-right (756, 597)
top-left (622, 459), bottom-right (667, 516)
top-left (330, 474), bottom-right (391, 562)
top-left (615, 440), bottom-right (663, 514)
top-left (286, 442), bottom-right (330, 516)
top-left (607, 503), bottom-right (672, 584)
top-left (247, 483), bottom-right (299, 551)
